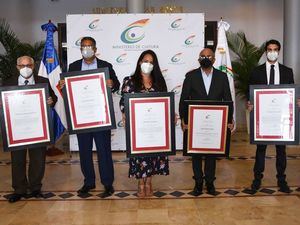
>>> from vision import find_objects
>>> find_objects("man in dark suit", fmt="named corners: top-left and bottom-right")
top-left (248, 39), bottom-right (294, 193)
top-left (67, 36), bottom-right (120, 197)
top-left (3, 56), bottom-right (57, 203)
top-left (179, 48), bottom-right (233, 195)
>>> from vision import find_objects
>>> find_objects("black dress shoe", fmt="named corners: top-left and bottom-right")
top-left (100, 185), bottom-right (114, 198)
top-left (206, 183), bottom-right (216, 195)
top-left (8, 193), bottom-right (25, 203)
top-left (251, 179), bottom-right (261, 192)
top-left (278, 182), bottom-right (291, 193)
top-left (30, 190), bottom-right (44, 198)
top-left (77, 184), bottom-right (96, 194)
top-left (192, 181), bottom-right (203, 196)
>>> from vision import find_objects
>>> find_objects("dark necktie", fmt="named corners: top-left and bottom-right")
top-left (24, 80), bottom-right (29, 85)
top-left (269, 65), bottom-right (275, 85)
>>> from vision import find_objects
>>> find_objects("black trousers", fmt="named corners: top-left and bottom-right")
top-left (77, 130), bottom-right (114, 187)
top-left (11, 147), bottom-right (46, 194)
top-left (253, 144), bottom-right (287, 183)
top-left (192, 155), bottom-right (216, 183)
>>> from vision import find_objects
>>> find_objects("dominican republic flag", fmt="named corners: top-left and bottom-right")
top-left (214, 19), bottom-right (236, 130)
top-left (38, 21), bottom-right (67, 141)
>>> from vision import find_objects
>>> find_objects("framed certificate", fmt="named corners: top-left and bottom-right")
top-left (183, 101), bottom-right (233, 156)
top-left (250, 84), bottom-right (299, 145)
top-left (61, 68), bottom-right (116, 134)
top-left (124, 92), bottom-right (176, 157)
top-left (0, 83), bottom-right (54, 151)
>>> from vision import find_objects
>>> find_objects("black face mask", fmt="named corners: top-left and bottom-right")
top-left (199, 57), bottom-right (213, 69)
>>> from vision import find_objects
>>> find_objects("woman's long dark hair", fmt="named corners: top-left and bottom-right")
top-left (132, 50), bottom-right (167, 92)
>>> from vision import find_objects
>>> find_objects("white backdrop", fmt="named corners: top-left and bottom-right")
top-left (66, 13), bottom-right (205, 151)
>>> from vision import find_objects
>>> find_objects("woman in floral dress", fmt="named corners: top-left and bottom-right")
top-left (120, 50), bottom-right (169, 197)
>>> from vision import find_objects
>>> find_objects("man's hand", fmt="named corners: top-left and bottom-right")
top-left (227, 118), bottom-right (235, 134)
top-left (58, 79), bottom-right (65, 90)
top-left (181, 120), bottom-right (188, 131)
top-left (47, 97), bottom-right (54, 106)
top-left (106, 79), bottom-right (113, 88)
top-left (246, 101), bottom-right (253, 111)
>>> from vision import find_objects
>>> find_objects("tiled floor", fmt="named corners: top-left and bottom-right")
top-left (0, 131), bottom-right (300, 225)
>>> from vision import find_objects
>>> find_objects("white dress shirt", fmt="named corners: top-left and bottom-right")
top-left (201, 68), bottom-right (213, 95)
top-left (266, 61), bottom-right (280, 85)
top-left (18, 74), bottom-right (35, 86)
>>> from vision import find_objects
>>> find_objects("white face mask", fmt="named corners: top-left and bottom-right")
top-left (267, 51), bottom-right (279, 62)
top-left (20, 67), bottom-right (33, 78)
top-left (81, 47), bottom-right (95, 59)
top-left (140, 62), bottom-right (154, 75)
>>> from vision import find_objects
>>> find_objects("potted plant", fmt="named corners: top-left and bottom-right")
top-left (226, 31), bottom-right (265, 133)
top-left (0, 18), bottom-right (45, 82)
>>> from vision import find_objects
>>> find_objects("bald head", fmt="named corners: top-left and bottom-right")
top-left (199, 48), bottom-right (215, 59)
top-left (198, 48), bottom-right (215, 69)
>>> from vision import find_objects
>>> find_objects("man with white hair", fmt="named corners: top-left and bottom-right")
top-left (2, 56), bottom-right (57, 203)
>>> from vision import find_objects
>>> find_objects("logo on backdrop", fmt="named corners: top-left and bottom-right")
top-left (120, 19), bottom-right (149, 44)
top-left (183, 34), bottom-right (199, 48)
top-left (169, 53), bottom-right (185, 65)
top-left (88, 19), bottom-right (100, 30)
top-left (161, 69), bottom-right (168, 77)
top-left (169, 18), bottom-right (184, 31)
top-left (171, 53), bottom-right (182, 63)
top-left (113, 18), bottom-right (158, 51)
top-left (184, 35), bottom-right (196, 45)
top-left (75, 37), bottom-right (83, 47)
top-left (116, 53), bottom-right (127, 63)
top-left (171, 18), bottom-right (182, 28)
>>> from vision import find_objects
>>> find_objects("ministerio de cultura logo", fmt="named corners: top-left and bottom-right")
top-left (171, 53), bottom-right (183, 63)
top-left (88, 19), bottom-right (100, 30)
top-left (120, 19), bottom-right (150, 44)
top-left (170, 18), bottom-right (182, 29)
top-left (116, 53), bottom-right (127, 63)
top-left (184, 35), bottom-right (196, 45)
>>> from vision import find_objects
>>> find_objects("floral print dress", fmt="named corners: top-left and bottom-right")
top-left (120, 76), bottom-right (169, 179)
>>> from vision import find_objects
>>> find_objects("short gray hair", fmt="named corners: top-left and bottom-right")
top-left (17, 56), bottom-right (34, 65)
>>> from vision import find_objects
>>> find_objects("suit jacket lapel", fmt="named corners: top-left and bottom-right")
top-left (262, 63), bottom-right (268, 84)
top-left (198, 68), bottom-right (208, 97)
top-left (279, 63), bottom-right (284, 84)
top-left (207, 69), bottom-right (216, 97)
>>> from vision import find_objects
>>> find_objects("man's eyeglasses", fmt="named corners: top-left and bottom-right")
top-left (199, 56), bottom-right (213, 61)
top-left (17, 64), bottom-right (33, 68)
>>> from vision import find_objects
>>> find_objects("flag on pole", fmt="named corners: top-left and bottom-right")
top-left (38, 21), bottom-right (67, 141)
top-left (213, 19), bottom-right (236, 130)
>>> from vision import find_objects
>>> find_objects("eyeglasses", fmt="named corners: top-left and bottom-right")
top-left (199, 56), bottom-right (213, 60)
top-left (17, 64), bottom-right (33, 68)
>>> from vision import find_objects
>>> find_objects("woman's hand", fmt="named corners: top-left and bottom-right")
top-left (181, 120), bottom-right (188, 131)
top-left (122, 113), bottom-right (126, 127)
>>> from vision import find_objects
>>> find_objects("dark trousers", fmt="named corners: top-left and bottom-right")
top-left (253, 144), bottom-right (287, 183)
top-left (192, 155), bottom-right (216, 183)
top-left (11, 147), bottom-right (46, 194)
top-left (77, 130), bottom-right (114, 187)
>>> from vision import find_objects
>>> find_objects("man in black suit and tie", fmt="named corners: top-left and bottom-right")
top-left (248, 39), bottom-right (294, 193)
top-left (66, 37), bottom-right (120, 197)
top-left (3, 56), bottom-right (57, 203)
top-left (179, 48), bottom-right (233, 195)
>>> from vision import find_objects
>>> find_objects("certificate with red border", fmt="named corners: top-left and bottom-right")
top-left (124, 92), bottom-right (176, 157)
top-left (250, 85), bottom-right (299, 145)
top-left (0, 83), bottom-right (54, 151)
top-left (183, 101), bottom-right (233, 156)
top-left (61, 68), bottom-right (116, 134)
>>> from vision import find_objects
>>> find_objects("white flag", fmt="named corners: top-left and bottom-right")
top-left (213, 20), bottom-right (236, 130)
